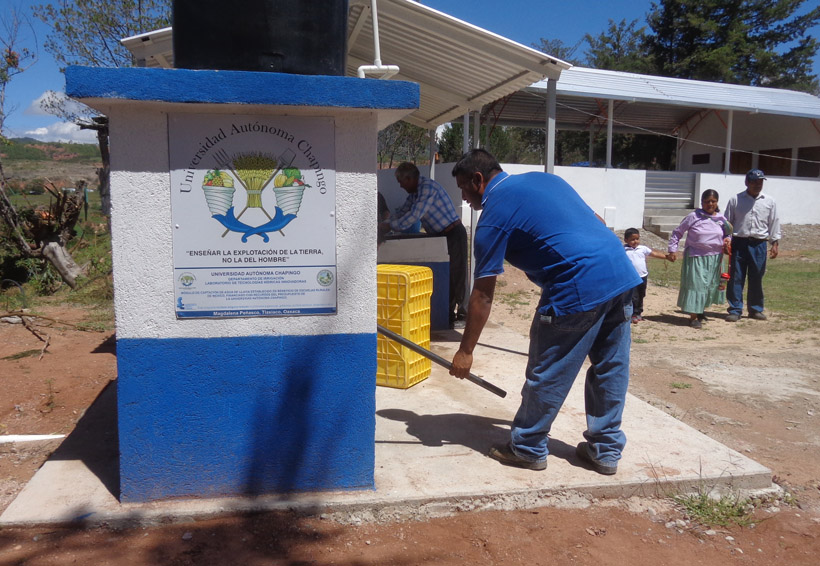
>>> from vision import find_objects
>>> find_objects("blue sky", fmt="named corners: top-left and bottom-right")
top-left (3, 0), bottom-right (820, 143)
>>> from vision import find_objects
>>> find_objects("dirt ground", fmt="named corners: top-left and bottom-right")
top-left (1, 225), bottom-right (819, 565)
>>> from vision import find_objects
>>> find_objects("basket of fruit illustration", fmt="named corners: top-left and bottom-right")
top-left (201, 169), bottom-right (235, 215)
top-left (273, 167), bottom-right (310, 216)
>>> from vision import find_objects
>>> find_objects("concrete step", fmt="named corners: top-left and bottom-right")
top-left (643, 209), bottom-right (693, 240)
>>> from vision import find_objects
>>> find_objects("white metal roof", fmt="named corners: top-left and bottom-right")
top-left (120, 3), bottom-right (820, 136)
top-left (120, 0), bottom-right (569, 130)
top-left (552, 67), bottom-right (820, 118)
top-left (490, 66), bottom-right (820, 134)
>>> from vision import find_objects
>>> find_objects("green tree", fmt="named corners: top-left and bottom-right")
top-left (584, 19), bottom-right (653, 73)
top-left (533, 38), bottom-right (583, 65)
top-left (646, 0), bottom-right (820, 92)
top-left (378, 121), bottom-right (431, 168)
top-left (32, 0), bottom-right (171, 68)
top-left (436, 122), bottom-right (516, 163)
top-left (32, 1), bottom-right (172, 218)
top-left (0, 6), bottom-right (36, 139)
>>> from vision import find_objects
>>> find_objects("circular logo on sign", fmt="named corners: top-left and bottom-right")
top-left (317, 270), bottom-right (334, 287)
top-left (179, 273), bottom-right (196, 287)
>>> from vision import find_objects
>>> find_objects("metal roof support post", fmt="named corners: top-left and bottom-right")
top-left (473, 110), bottom-right (481, 149)
top-left (428, 128), bottom-right (436, 180)
top-left (676, 132), bottom-right (682, 172)
top-left (606, 99), bottom-right (614, 169)
top-left (460, 111), bottom-right (476, 300)
top-left (723, 109), bottom-right (734, 174)
top-left (462, 113), bottom-right (471, 154)
top-left (544, 79), bottom-right (557, 173)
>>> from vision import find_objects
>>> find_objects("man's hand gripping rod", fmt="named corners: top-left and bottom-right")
top-left (376, 325), bottom-right (507, 398)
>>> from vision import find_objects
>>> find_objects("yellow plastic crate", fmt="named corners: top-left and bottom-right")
top-left (377, 264), bottom-right (433, 389)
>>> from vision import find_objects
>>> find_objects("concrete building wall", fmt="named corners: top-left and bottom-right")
top-left (379, 161), bottom-right (820, 231)
top-left (378, 163), bottom-right (645, 231)
top-left (680, 112), bottom-right (820, 177)
top-left (698, 173), bottom-right (820, 226)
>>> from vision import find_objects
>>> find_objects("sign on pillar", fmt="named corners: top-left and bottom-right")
top-left (170, 115), bottom-right (337, 318)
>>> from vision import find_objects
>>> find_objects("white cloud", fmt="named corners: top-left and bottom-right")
top-left (25, 90), bottom-right (93, 119)
top-left (23, 121), bottom-right (98, 144)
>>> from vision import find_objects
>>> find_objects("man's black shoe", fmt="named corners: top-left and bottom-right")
top-left (488, 443), bottom-right (547, 471)
top-left (575, 442), bottom-right (618, 475)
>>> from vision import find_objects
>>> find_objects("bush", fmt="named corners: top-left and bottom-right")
top-left (24, 178), bottom-right (47, 195)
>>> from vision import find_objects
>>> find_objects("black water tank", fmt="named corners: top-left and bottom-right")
top-left (172, 0), bottom-right (348, 75)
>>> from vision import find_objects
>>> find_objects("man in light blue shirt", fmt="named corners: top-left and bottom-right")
top-left (380, 162), bottom-right (467, 328)
top-left (724, 169), bottom-right (781, 322)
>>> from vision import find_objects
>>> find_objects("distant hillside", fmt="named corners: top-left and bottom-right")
top-left (1, 138), bottom-right (100, 163)
top-left (1, 138), bottom-right (102, 189)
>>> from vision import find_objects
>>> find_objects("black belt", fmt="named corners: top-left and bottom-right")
top-left (734, 236), bottom-right (767, 243)
top-left (440, 220), bottom-right (462, 235)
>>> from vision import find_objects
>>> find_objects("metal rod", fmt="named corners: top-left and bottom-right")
top-left (377, 324), bottom-right (507, 398)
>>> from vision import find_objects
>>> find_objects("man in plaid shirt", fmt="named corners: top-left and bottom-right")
top-left (381, 162), bottom-right (468, 328)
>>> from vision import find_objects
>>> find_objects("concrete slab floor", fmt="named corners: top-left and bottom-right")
top-left (0, 323), bottom-right (772, 527)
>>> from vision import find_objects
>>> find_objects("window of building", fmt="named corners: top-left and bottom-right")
top-left (758, 148), bottom-right (792, 177)
top-left (796, 146), bottom-right (820, 178)
top-left (723, 151), bottom-right (752, 174)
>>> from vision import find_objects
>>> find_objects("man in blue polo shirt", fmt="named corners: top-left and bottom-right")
top-left (449, 149), bottom-right (641, 475)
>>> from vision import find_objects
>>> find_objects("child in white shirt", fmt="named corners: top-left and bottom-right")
top-left (624, 228), bottom-right (671, 323)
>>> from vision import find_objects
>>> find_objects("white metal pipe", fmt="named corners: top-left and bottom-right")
top-left (356, 0), bottom-right (401, 79)
top-left (371, 0), bottom-right (383, 66)
top-left (606, 99), bottom-right (614, 169)
top-left (724, 109), bottom-right (734, 174)
top-left (357, 64), bottom-right (400, 79)
top-left (545, 80), bottom-right (557, 174)
top-left (0, 434), bottom-right (65, 444)
top-left (428, 129), bottom-right (436, 180)
top-left (462, 113), bottom-right (470, 154)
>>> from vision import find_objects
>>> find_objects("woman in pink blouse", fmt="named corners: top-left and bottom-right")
top-left (667, 190), bottom-right (732, 329)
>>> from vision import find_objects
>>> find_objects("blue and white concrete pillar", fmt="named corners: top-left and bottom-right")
top-left (65, 66), bottom-right (418, 502)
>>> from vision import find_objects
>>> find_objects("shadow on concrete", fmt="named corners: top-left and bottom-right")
top-left (475, 341), bottom-right (528, 357)
top-left (430, 329), bottom-right (464, 343)
top-left (378, 409), bottom-right (510, 452)
top-left (49, 380), bottom-right (120, 500)
top-left (377, 408), bottom-right (582, 467)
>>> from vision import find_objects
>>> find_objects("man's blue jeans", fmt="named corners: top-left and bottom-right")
top-left (727, 237), bottom-right (768, 315)
top-left (510, 289), bottom-right (633, 465)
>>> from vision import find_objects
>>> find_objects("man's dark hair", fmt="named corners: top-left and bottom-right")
top-left (395, 162), bottom-right (420, 181)
top-left (451, 149), bottom-right (502, 179)
top-left (624, 228), bottom-right (639, 240)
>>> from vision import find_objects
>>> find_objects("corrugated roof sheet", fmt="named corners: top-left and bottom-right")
top-left (120, 0), bottom-right (569, 130)
top-left (534, 67), bottom-right (820, 120)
